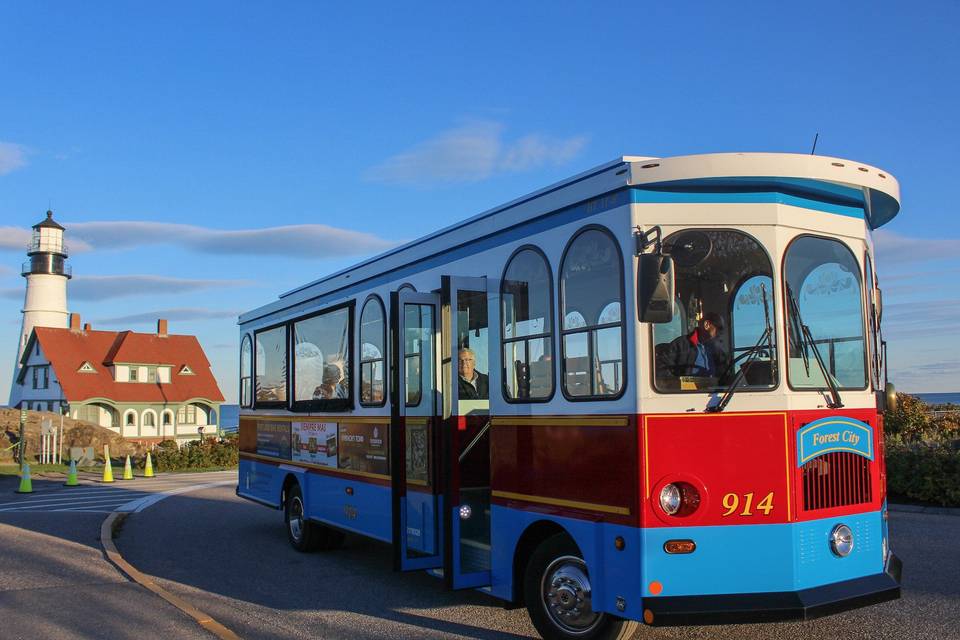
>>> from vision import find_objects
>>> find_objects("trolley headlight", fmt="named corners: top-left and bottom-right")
top-left (659, 484), bottom-right (682, 515)
top-left (830, 524), bottom-right (854, 557)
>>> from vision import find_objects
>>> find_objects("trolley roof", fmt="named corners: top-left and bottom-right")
top-left (239, 152), bottom-right (899, 325)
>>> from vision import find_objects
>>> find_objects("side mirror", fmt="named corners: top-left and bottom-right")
top-left (884, 382), bottom-right (897, 413)
top-left (638, 254), bottom-right (675, 323)
top-left (875, 288), bottom-right (883, 324)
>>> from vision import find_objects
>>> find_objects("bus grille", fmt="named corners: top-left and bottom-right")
top-left (801, 452), bottom-right (872, 511)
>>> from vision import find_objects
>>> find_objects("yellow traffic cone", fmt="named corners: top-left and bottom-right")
top-left (122, 455), bottom-right (134, 480)
top-left (144, 452), bottom-right (154, 478)
top-left (102, 445), bottom-right (114, 483)
top-left (64, 459), bottom-right (79, 486)
top-left (16, 464), bottom-right (33, 493)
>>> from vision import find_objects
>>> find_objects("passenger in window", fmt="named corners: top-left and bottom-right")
top-left (313, 363), bottom-right (348, 400)
top-left (458, 348), bottom-right (489, 400)
top-left (656, 312), bottom-right (730, 385)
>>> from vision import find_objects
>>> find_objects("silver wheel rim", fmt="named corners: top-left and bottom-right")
top-left (289, 496), bottom-right (304, 542)
top-left (541, 555), bottom-right (603, 635)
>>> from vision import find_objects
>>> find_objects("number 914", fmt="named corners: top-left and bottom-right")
top-left (721, 492), bottom-right (775, 517)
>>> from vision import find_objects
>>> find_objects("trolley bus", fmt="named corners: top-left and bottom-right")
top-left (236, 152), bottom-right (902, 639)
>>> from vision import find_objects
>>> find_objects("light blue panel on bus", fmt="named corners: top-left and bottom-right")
top-left (641, 510), bottom-right (885, 597)
top-left (305, 472), bottom-right (392, 542)
top-left (238, 459), bottom-right (283, 507)
top-left (404, 491), bottom-right (440, 555)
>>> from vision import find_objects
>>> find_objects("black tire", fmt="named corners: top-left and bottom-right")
top-left (285, 483), bottom-right (320, 552)
top-left (523, 533), bottom-right (639, 640)
top-left (284, 483), bottom-right (346, 552)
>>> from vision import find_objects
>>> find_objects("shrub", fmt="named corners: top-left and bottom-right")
top-left (885, 441), bottom-right (960, 507)
top-left (150, 435), bottom-right (238, 471)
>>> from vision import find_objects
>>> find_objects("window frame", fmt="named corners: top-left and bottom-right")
top-left (239, 334), bottom-right (253, 408)
top-left (253, 321), bottom-right (290, 410)
top-left (500, 244), bottom-right (556, 404)
top-left (289, 300), bottom-right (356, 413)
top-left (359, 294), bottom-right (388, 408)
top-left (782, 234), bottom-right (869, 393)
top-left (864, 251), bottom-right (881, 391)
top-left (558, 224), bottom-right (628, 402)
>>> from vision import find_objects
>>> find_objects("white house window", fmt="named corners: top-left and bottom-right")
top-left (148, 368), bottom-right (157, 383)
top-left (162, 411), bottom-right (173, 426)
top-left (130, 367), bottom-right (139, 382)
top-left (125, 412), bottom-right (137, 427)
top-left (177, 404), bottom-right (197, 424)
top-left (143, 411), bottom-right (156, 427)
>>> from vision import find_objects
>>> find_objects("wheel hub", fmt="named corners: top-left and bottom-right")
top-left (289, 496), bottom-right (304, 542)
top-left (542, 555), bottom-right (602, 633)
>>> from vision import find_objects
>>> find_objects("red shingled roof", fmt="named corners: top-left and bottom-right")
top-left (28, 327), bottom-right (224, 403)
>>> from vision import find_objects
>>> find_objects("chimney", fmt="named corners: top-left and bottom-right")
top-left (157, 318), bottom-right (168, 338)
top-left (69, 313), bottom-right (81, 333)
top-left (83, 323), bottom-right (91, 332)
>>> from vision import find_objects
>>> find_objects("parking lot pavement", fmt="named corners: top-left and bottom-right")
top-left (0, 470), bottom-right (236, 513)
top-left (117, 486), bottom-right (960, 640)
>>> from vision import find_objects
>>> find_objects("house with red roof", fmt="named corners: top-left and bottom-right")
top-left (11, 313), bottom-right (224, 444)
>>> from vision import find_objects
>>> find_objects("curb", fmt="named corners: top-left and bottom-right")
top-left (101, 510), bottom-right (240, 640)
top-left (889, 502), bottom-right (960, 517)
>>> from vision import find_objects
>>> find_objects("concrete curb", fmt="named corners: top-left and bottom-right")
top-left (889, 502), bottom-right (960, 517)
top-left (101, 506), bottom-right (240, 639)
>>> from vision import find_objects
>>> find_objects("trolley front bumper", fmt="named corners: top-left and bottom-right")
top-left (642, 552), bottom-right (902, 627)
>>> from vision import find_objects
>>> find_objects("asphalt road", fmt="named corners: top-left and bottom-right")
top-left (115, 486), bottom-right (960, 640)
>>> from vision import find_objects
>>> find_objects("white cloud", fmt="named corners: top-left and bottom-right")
top-left (366, 121), bottom-right (588, 186)
top-left (873, 230), bottom-right (960, 266)
top-left (0, 142), bottom-right (28, 175)
top-left (63, 221), bottom-right (395, 257)
top-left (70, 275), bottom-right (254, 301)
top-left (0, 226), bottom-right (31, 252)
top-left (96, 307), bottom-right (242, 326)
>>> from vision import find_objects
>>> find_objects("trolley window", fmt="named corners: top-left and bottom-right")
top-left (240, 334), bottom-right (252, 408)
top-left (501, 247), bottom-right (554, 401)
top-left (292, 305), bottom-right (353, 412)
top-left (360, 296), bottom-right (387, 406)
top-left (653, 229), bottom-right (776, 393)
top-left (560, 227), bottom-right (626, 399)
top-left (254, 325), bottom-right (287, 406)
top-left (785, 236), bottom-right (866, 390)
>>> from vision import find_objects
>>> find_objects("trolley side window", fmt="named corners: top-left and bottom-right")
top-left (292, 304), bottom-right (354, 412)
top-left (360, 296), bottom-right (387, 407)
top-left (559, 226), bottom-right (626, 400)
top-left (254, 325), bottom-right (288, 407)
top-left (501, 246), bottom-right (555, 402)
top-left (240, 333), bottom-right (253, 408)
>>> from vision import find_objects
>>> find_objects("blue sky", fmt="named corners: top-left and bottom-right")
top-left (1, 1), bottom-right (958, 401)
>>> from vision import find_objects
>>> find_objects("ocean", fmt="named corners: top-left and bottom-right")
top-left (915, 393), bottom-right (960, 406)
top-left (220, 404), bottom-right (240, 432)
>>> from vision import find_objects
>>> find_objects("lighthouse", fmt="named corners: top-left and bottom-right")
top-left (10, 211), bottom-right (72, 399)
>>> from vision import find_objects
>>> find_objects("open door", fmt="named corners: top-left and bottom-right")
top-left (441, 276), bottom-right (493, 589)
top-left (391, 289), bottom-right (443, 571)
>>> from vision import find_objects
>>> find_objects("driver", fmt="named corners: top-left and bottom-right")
top-left (656, 312), bottom-right (730, 382)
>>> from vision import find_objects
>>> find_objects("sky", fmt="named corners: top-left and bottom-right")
top-left (1, 1), bottom-right (958, 401)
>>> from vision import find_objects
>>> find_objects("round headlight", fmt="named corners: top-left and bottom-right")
top-left (830, 524), bottom-right (854, 557)
top-left (459, 504), bottom-right (472, 520)
top-left (659, 484), bottom-right (681, 515)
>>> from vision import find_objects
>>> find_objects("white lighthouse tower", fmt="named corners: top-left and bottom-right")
top-left (9, 211), bottom-right (72, 402)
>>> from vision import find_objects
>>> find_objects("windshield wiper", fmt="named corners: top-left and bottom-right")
top-left (786, 284), bottom-right (843, 409)
top-left (707, 283), bottom-right (774, 413)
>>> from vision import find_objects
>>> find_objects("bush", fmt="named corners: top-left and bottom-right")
top-left (151, 434), bottom-right (238, 471)
top-left (885, 441), bottom-right (960, 507)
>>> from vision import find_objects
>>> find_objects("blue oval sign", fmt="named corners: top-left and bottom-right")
top-left (796, 417), bottom-right (874, 466)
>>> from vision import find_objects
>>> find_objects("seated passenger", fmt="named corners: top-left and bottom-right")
top-left (458, 347), bottom-right (489, 400)
top-left (656, 312), bottom-right (730, 383)
top-left (313, 363), bottom-right (348, 400)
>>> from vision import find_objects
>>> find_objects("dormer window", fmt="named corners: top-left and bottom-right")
top-left (179, 365), bottom-right (195, 375)
top-left (130, 367), bottom-right (139, 382)
top-left (78, 361), bottom-right (96, 373)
